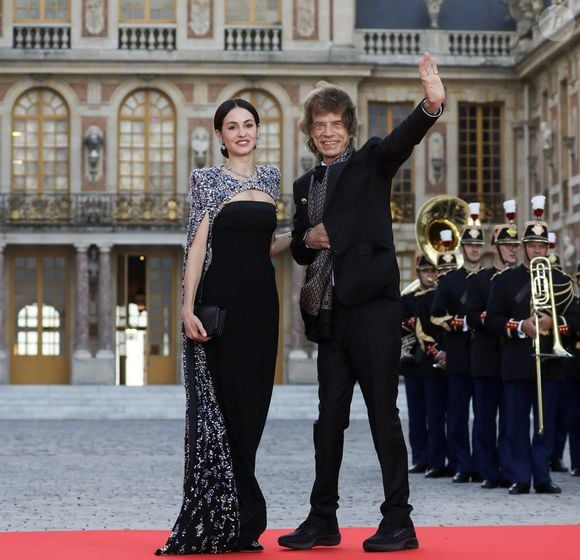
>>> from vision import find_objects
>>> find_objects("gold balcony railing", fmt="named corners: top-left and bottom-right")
top-left (391, 191), bottom-right (415, 223)
top-left (0, 192), bottom-right (295, 229)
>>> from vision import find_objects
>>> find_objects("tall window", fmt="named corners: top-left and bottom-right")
top-left (120, 0), bottom-right (175, 22)
top-left (225, 0), bottom-right (280, 24)
top-left (12, 88), bottom-right (69, 193)
top-left (118, 89), bottom-right (176, 192)
top-left (15, 0), bottom-right (70, 21)
top-left (236, 89), bottom-right (281, 169)
top-left (369, 102), bottom-right (414, 221)
top-left (458, 103), bottom-right (503, 220)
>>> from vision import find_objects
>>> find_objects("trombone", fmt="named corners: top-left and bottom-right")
top-left (529, 256), bottom-right (572, 436)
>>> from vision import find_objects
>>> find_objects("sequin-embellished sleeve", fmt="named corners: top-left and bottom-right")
top-left (185, 169), bottom-right (210, 258)
top-left (259, 165), bottom-right (281, 201)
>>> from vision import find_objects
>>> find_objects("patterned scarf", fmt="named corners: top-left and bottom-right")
top-left (300, 147), bottom-right (353, 330)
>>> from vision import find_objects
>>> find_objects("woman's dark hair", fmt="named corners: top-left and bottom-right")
top-left (299, 81), bottom-right (358, 157)
top-left (214, 98), bottom-right (260, 158)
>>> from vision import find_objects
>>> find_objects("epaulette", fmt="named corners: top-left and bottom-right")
top-left (491, 267), bottom-right (511, 281)
top-left (415, 287), bottom-right (436, 297)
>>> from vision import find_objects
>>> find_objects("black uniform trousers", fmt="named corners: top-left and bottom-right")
top-left (503, 379), bottom-right (560, 487)
top-left (566, 381), bottom-right (580, 470)
top-left (309, 296), bottom-right (413, 529)
top-left (472, 377), bottom-right (507, 483)
top-left (551, 384), bottom-right (568, 462)
top-left (403, 375), bottom-right (428, 467)
top-left (446, 372), bottom-right (476, 474)
top-left (423, 375), bottom-right (448, 470)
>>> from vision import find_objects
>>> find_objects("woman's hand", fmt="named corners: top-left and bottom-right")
top-left (182, 306), bottom-right (212, 343)
top-left (419, 52), bottom-right (445, 113)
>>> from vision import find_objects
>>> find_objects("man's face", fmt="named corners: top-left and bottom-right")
top-left (524, 241), bottom-right (548, 264)
top-left (418, 267), bottom-right (436, 289)
top-left (310, 112), bottom-right (352, 164)
top-left (461, 244), bottom-right (483, 265)
top-left (497, 243), bottom-right (520, 266)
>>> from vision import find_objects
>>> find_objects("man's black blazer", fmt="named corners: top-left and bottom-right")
top-left (291, 103), bottom-right (440, 306)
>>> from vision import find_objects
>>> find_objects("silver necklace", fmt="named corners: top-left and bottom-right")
top-left (223, 163), bottom-right (257, 181)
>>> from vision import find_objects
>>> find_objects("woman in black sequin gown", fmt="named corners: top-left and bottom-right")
top-left (155, 99), bottom-right (290, 555)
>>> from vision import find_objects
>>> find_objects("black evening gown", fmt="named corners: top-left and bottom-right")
top-left (198, 200), bottom-right (279, 547)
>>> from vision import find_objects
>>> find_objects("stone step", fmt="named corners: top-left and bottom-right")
top-left (0, 383), bottom-right (408, 420)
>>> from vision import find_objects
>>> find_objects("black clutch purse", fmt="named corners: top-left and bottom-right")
top-left (194, 304), bottom-right (226, 337)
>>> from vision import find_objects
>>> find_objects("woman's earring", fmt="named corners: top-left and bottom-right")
top-left (221, 142), bottom-right (226, 150)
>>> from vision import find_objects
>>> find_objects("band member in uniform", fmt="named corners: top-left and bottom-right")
top-left (400, 255), bottom-right (437, 474)
top-left (431, 210), bottom-right (485, 483)
top-left (415, 248), bottom-right (457, 478)
top-left (547, 231), bottom-right (569, 472)
top-left (465, 205), bottom-right (520, 489)
top-left (564, 263), bottom-right (580, 477)
top-left (486, 196), bottom-right (578, 494)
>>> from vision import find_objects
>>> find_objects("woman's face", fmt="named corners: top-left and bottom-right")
top-left (217, 107), bottom-right (258, 158)
top-left (310, 111), bottom-right (352, 164)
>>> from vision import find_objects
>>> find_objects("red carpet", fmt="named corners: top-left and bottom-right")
top-left (1, 526), bottom-right (579, 560)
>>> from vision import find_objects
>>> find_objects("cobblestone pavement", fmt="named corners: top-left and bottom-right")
top-left (2, 414), bottom-right (580, 532)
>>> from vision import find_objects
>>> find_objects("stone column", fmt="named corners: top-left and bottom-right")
top-left (0, 244), bottom-right (7, 383)
top-left (97, 245), bottom-right (114, 355)
top-left (74, 244), bottom-right (90, 356)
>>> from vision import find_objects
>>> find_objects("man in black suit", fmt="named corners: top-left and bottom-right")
top-left (278, 53), bottom-right (444, 553)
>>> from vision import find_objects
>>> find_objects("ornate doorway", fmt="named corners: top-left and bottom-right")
top-left (116, 250), bottom-right (179, 385)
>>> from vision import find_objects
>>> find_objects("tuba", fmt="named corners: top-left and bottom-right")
top-left (415, 195), bottom-right (470, 266)
top-left (529, 256), bottom-right (573, 436)
top-left (401, 196), bottom-right (470, 296)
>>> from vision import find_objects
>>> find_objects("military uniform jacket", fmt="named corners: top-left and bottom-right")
top-left (465, 266), bottom-right (502, 378)
top-left (415, 288), bottom-right (446, 378)
top-left (400, 289), bottom-right (422, 377)
top-left (486, 264), bottom-right (579, 382)
top-left (430, 266), bottom-right (472, 374)
top-left (564, 295), bottom-right (580, 384)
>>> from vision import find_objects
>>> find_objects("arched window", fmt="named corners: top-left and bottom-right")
top-left (118, 89), bottom-right (176, 192)
top-left (12, 88), bottom-right (69, 192)
top-left (17, 303), bottom-right (62, 356)
top-left (235, 89), bottom-right (281, 169)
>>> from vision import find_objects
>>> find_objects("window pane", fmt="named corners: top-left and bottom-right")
top-left (16, 0), bottom-right (41, 19)
top-left (121, 0), bottom-right (145, 20)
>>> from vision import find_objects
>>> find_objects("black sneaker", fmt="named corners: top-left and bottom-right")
top-left (278, 519), bottom-right (341, 550)
top-left (362, 525), bottom-right (419, 552)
